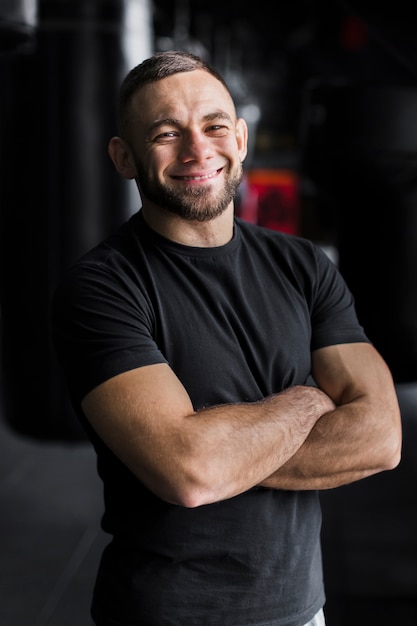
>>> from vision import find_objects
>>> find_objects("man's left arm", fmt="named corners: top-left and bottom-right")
top-left (259, 342), bottom-right (402, 490)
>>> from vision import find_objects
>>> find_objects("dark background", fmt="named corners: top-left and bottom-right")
top-left (0, 1), bottom-right (416, 624)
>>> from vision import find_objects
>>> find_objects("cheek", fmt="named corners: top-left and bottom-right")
top-left (223, 136), bottom-right (245, 158)
top-left (147, 146), bottom-right (176, 173)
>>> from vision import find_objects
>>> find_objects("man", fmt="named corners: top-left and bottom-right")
top-left (51, 50), bottom-right (402, 626)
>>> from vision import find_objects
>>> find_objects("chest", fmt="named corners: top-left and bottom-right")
top-left (147, 252), bottom-right (313, 407)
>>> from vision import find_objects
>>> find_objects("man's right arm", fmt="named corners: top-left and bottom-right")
top-left (81, 363), bottom-right (335, 507)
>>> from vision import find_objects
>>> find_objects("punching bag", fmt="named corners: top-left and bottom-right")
top-left (0, 0), bottom-right (152, 440)
top-left (300, 80), bottom-right (417, 383)
top-left (0, 0), bottom-right (37, 52)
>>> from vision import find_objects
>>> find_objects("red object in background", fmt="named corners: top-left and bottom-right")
top-left (339, 15), bottom-right (368, 51)
top-left (238, 169), bottom-right (300, 234)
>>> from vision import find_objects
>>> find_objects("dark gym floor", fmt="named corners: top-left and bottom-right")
top-left (0, 414), bottom-right (108, 626)
top-left (0, 382), bottom-right (416, 626)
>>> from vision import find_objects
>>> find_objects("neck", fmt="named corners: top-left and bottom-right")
top-left (141, 203), bottom-right (235, 247)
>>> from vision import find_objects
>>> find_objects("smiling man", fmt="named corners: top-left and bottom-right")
top-left (109, 58), bottom-right (247, 241)
top-left (51, 50), bottom-right (401, 626)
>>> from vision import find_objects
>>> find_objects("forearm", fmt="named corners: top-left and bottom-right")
top-left (186, 384), bottom-right (336, 504)
top-left (259, 393), bottom-right (401, 491)
top-left (83, 366), bottom-right (336, 508)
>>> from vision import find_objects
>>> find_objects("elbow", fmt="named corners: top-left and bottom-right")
top-left (141, 442), bottom-right (232, 508)
top-left (384, 439), bottom-right (402, 471)
top-left (167, 449), bottom-right (232, 507)
top-left (379, 428), bottom-right (402, 472)
top-left (157, 463), bottom-right (220, 509)
top-left (174, 488), bottom-right (210, 509)
top-left (165, 482), bottom-right (216, 509)
top-left (174, 462), bottom-right (223, 507)
top-left (145, 477), bottom-right (210, 508)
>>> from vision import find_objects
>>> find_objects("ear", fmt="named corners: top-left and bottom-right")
top-left (108, 136), bottom-right (137, 180)
top-left (236, 118), bottom-right (248, 163)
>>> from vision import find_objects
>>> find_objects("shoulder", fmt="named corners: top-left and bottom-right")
top-left (52, 213), bottom-right (152, 325)
top-left (234, 217), bottom-right (334, 269)
top-left (56, 212), bottom-right (145, 286)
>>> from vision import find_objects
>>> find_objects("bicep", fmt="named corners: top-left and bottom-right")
top-left (311, 341), bottom-right (397, 406)
top-left (311, 342), bottom-right (402, 473)
top-left (81, 363), bottom-right (195, 497)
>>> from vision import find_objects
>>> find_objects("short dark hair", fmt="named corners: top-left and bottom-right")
top-left (118, 50), bottom-right (232, 136)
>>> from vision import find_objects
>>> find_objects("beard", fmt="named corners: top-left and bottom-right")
top-left (134, 158), bottom-right (243, 222)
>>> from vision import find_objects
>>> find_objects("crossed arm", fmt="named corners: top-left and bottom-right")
top-left (81, 342), bottom-right (402, 508)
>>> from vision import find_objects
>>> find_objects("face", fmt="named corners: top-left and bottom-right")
top-left (113, 69), bottom-right (248, 222)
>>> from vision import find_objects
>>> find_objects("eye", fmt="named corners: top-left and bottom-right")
top-left (206, 124), bottom-right (229, 135)
top-left (152, 130), bottom-right (179, 143)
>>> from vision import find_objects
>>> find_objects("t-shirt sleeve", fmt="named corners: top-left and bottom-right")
top-left (308, 244), bottom-right (370, 351)
top-left (51, 260), bottom-right (168, 404)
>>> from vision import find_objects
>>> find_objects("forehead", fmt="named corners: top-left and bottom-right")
top-left (130, 69), bottom-right (236, 125)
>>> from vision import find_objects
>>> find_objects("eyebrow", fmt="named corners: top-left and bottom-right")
top-left (147, 110), bottom-right (234, 134)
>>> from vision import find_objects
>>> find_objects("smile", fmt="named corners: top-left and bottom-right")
top-left (173, 168), bottom-right (222, 181)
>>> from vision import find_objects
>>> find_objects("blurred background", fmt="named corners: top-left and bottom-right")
top-left (0, 1), bottom-right (416, 624)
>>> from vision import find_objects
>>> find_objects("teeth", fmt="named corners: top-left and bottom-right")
top-left (182, 171), bottom-right (217, 181)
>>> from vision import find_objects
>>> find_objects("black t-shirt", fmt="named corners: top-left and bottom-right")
top-left (52, 211), bottom-right (369, 626)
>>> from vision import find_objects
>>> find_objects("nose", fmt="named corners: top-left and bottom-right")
top-left (178, 130), bottom-right (213, 162)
